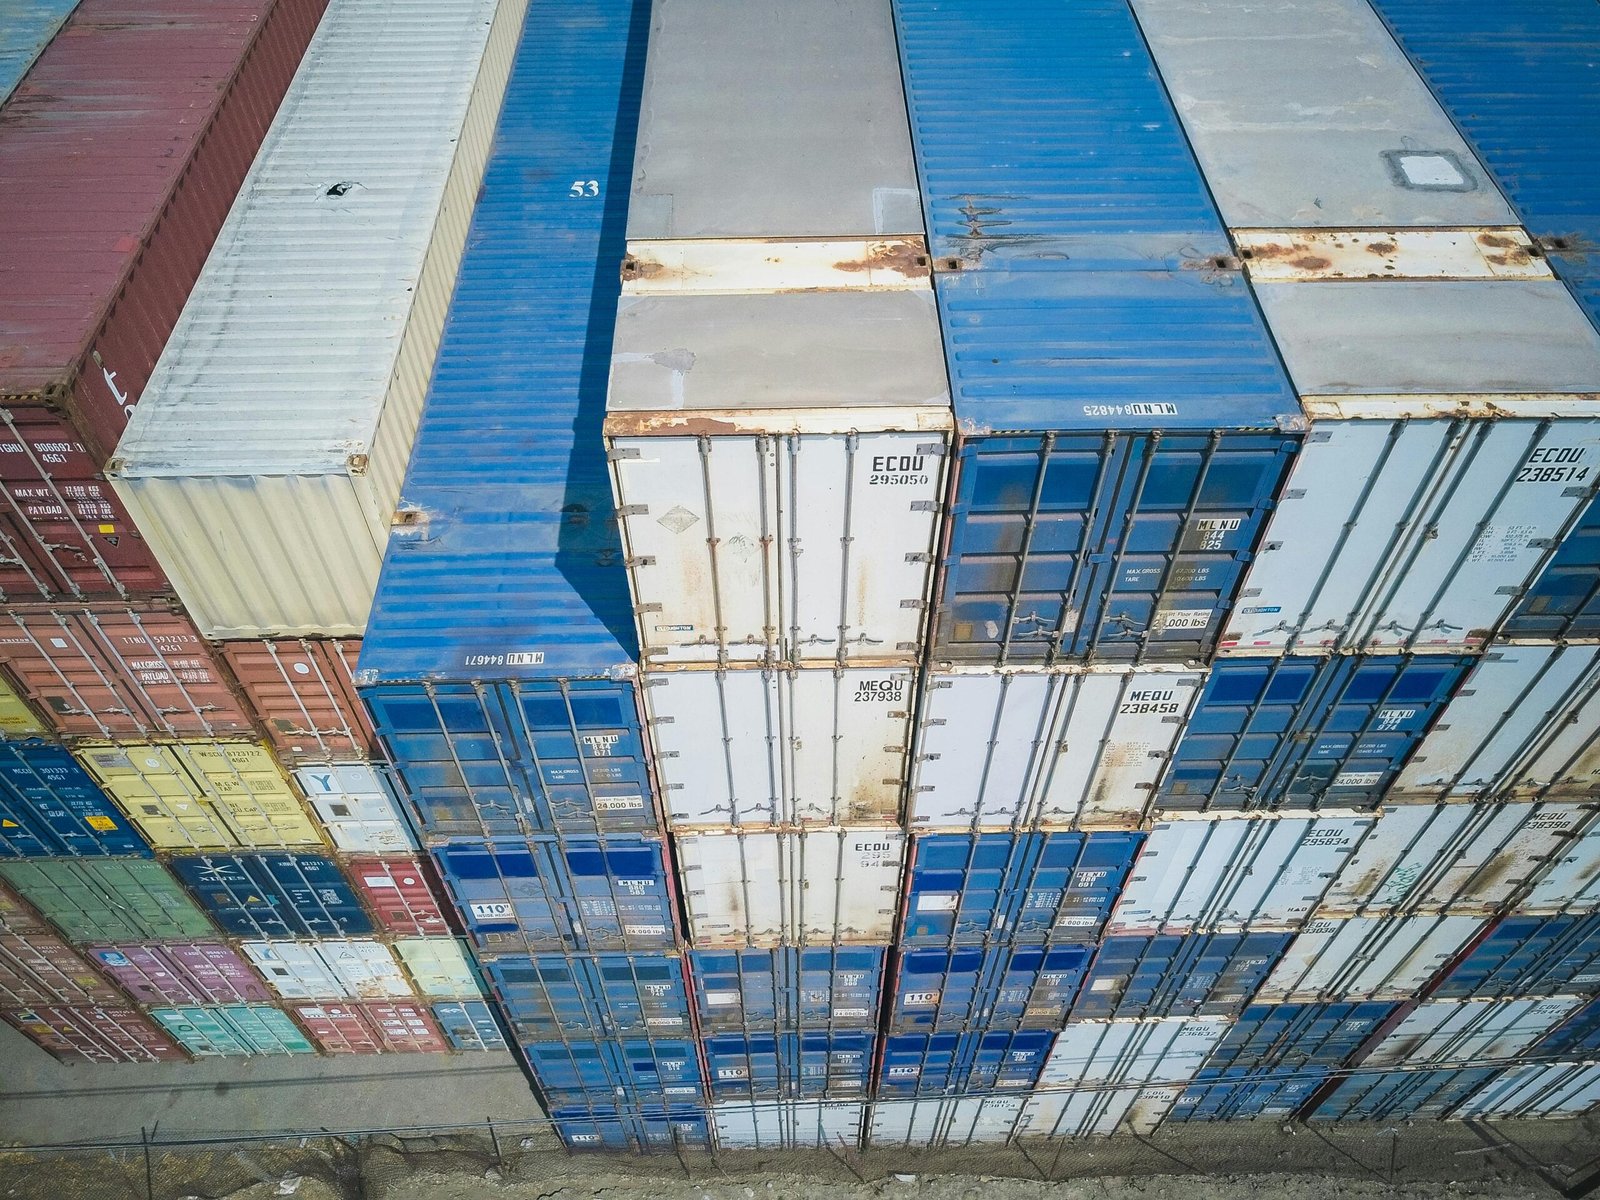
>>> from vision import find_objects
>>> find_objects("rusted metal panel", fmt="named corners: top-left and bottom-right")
top-left (620, 238), bottom-right (931, 294)
top-left (3, 1003), bottom-right (187, 1062)
top-left (220, 639), bottom-right (374, 763)
top-left (0, 0), bottom-right (330, 464)
top-left (1234, 229), bottom-right (1551, 282)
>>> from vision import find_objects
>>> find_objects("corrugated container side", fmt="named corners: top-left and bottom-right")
top-left (0, 0), bottom-right (331, 463)
top-left (1431, 914), bottom-right (1600, 999)
top-left (0, 929), bottom-right (124, 1006)
top-left (0, 2), bottom-right (79, 105)
top-left (689, 947), bottom-right (884, 1032)
top-left (4, 1003), bottom-right (187, 1062)
top-left (168, 852), bottom-right (372, 939)
top-left (711, 1100), bottom-right (864, 1151)
top-left (110, 0), bottom-right (530, 639)
top-left (221, 640), bottom-right (375, 763)
top-left (1071, 931), bottom-right (1289, 1020)
top-left (0, 858), bottom-right (215, 943)
top-left (0, 741), bottom-right (148, 858)
top-left (149, 1004), bottom-right (316, 1056)
top-left (87, 943), bottom-right (271, 1006)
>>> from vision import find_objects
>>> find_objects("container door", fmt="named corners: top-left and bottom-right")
top-left (223, 1005), bottom-right (316, 1055)
top-left (243, 942), bottom-right (344, 1000)
top-left (319, 940), bottom-right (413, 1000)
top-left (347, 856), bottom-right (450, 936)
top-left (900, 833), bottom-right (1028, 946)
top-left (782, 666), bottom-right (912, 825)
top-left (1506, 492), bottom-right (1600, 639)
top-left (648, 668), bottom-right (782, 826)
top-left (1015, 830), bottom-right (1143, 941)
top-left (150, 1006), bottom-right (250, 1056)
top-left (557, 839), bottom-right (675, 951)
top-left (169, 943), bottom-right (271, 1003)
top-left (430, 843), bottom-right (570, 952)
top-left (1523, 823), bottom-right (1600, 914)
top-left (294, 1005), bottom-right (383, 1054)
top-left (1255, 914), bottom-right (1484, 1002)
top-left (364, 1003), bottom-right (448, 1052)
top-left (298, 763), bottom-right (417, 853)
top-left (1225, 418), bottom-right (1600, 653)
top-left (0, 743), bottom-right (147, 857)
top-left (433, 1000), bottom-right (507, 1051)
top-left (1365, 997), bottom-right (1582, 1069)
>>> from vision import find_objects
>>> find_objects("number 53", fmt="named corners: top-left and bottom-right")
top-left (569, 179), bottom-right (600, 197)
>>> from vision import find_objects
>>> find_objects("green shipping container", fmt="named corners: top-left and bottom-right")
top-left (0, 859), bottom-right (215, 942)
top-left (149, 1005), bottom-right (316, 1056)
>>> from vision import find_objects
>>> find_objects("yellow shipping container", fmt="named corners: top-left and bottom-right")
top-left (0, 674), bottom-right (46, 737)
top-left (74, 740), bottom-right (325, 851)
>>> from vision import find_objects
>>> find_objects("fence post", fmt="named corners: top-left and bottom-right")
top-left (140, 1126), bottom-right (154, 1200)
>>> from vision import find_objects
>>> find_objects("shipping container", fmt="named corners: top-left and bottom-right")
top-left (711, 1100), bottom-right (864, 1151)
top-left (1456, 1062), bottom-right (1600, 1121)
top-left (522, 1037), bottom-right (704, 1106)
top-left (1536, 997), bottom-right (1600, 1059)
top-left (168, 852), bottom-right (372, 939)
top-left (1156, 655), bottom-right (1470, 811)
top-left (1311, 1066), bottom-right (1498, 1121)
top-left (363, 682), bottom-right (657, 839)
top-left (1523, 821), bottom-right (1600, 915)
top-left (109, 0), bottom-right (528, 639)
top-left (1393, 644), bottom-right (1600, 802)
top-left (555, 1105), bottom-right (710, 1153)
top-left (1361, 997), bottom-right (1584, 1069)
top-left (676, 829), bottom-right (902, 946)
top-left (909, 665), bottom-right (1201, 831)
top-left (1506, 494), bottom-right (1600, 639)
top-left (1017, 1017), bottom-right (1228, 1137)
top-left (0, 858), bottom-right (214, 942)
top-left (701, 1031), bottom-right (873, 1101)
top-left (355, 0), bottom-right (651, 821)
top-left (392, 938), bottom-right (483, 1000)
top-left (296, 762), bottom-right (417, 854)
top-left (0, 1), bottom-right (79, 105)
top-left (76, 740), bottom-right (323, 852)
top-left (293, 1002), bottom-right (448, 1055)
top-left (241, 940), bottom-right (414, 1002)
top-left (0, 674), bottom-right (45, 737)
top-left (345, 856), bottom-right (448, 936)
top-left (0, 929), bottom-right (122, 1006)
top-left (868, 1096), bottom-right (1024, 1148)
top-left (689, 947), bottom-right (884, 1032)
top-left (644, 665), bottom-right (912, 828)
top-left (87, 943), bottom-right (269, 1006)
top-left (1203, 1002), bottom-right (1400, 1073)
top-left (0, 741), bottom-right (147, 857)
top-left (4, 1003), bottom-right (187, 1063)
top-left (1071, 931), bottom-right (1289, 1020)
top-left (1318, 801), bottom-right (1594, 917)
top-left (0, 877), bottom-right (46, 936)
top-left (432, 836), bottom-right (675, 953)
top-left (875, 1030), bottom-right (1053, 1098)
top-left (900, 831), bottom-right (1143, 946)
top-left (0, 608), bottom-right (254, 739)
top-left (484, 952), bottom-right (689, 1040)
top-left (222, 641), bottom-right (376, 763)
top-left (1167, 1067), bottom-right (1330, 1124)
top-left (888, 943), bottom-right (1092, 1033)
top-left (1108, 813), bottom-right (1370, 934)
top-left (433, 1000), bottom-right (507, 1053)
top-left (1256, 915), bottom-right (1486, 1003)
top-left (149, 1004), bottom-right (316, 1057)
top-left (1431, 914), bottom-right (1600, 999)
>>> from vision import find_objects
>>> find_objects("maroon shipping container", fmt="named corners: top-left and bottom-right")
top-left (0, 606), bottom-right (256, 738)
top-left (220, 639), bottom-right (376, 762)
top-left (0, 408), bottom-right (168, 602)
top-left (0, 932), bottom-right (126, 1006)
top-left (86, 943), bottom-right (271, 1005)
top-left (4, 1003), bottom-right (188, 1062)
top-left (0, 879), bottom-right (49, 937)
top-left (348, 856), bottom-right (452, 937)
top-left (292, 1002), bottom-right (446, 1054)
top-left (0, 0), bottom-right (331, 468)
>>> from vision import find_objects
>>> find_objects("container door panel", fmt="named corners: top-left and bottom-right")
top-left (784, 667), bottom-right (911, 826)
top-left (649, 669), bottom-right (782, 826)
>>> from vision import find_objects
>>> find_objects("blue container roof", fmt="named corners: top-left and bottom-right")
top-left (938, 269), bottom-right (1300, 433)
top-left (0, 2), bottom-right (78, 107)
top-left (360, 0), bottom-right (648, 685)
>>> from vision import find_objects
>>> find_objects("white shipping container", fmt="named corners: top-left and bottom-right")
top-left (1522, 823), bottom-right (1600, 915)
top-left (1318, 802), bottom-right (1595, 916)
top-left (1108, 813), bottom-right (1371, 933)
top-left (1222, 280), bottom-right (1600, 657)
top-left (909, 666), bottom-right (1202, 830)
top-left (393, 939), bottom-right (483, 999)
top-left (242, 940), bottom-right (413, 1001)
top-left (1393, 644), bottom-right (1600, 802)
top-left (1256, 914), bottom-right (1486, 1003)
top-left (645, 665), bottom-right (912, 827)
top-left (107, 0), bottom-right (529, 638)
top-left (675, 829), bottom-right (904, 945)
top-left (712, 1100), bottom-right (865, 1150)
top-left (296, 762), bottom-right (417, 853)
top-left (1455, 1063), bottom-right (1600, 1119)
top-left (1362, 997), bottom-right (1583, 1069)
top-left (867, 1097), bottom-right (1024, 1148)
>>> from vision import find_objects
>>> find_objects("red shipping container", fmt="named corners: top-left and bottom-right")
top-left (86, 943), bottom-right (271, 1005)
top-left (291, 1002), bottom-right (446, 1054)
top-left (0, 880), bottom-right (49, 937)
top-left (0, 606), bottom-right (255, 738)
top-left (220, 639), bottom-right (376, 762)
top-left (0, 408), bottom-right (168, 602)
top-left (348, 856), bottom-right (451, 937)
top-left (363, 1003), bottom-right (448, 1054)
top-left (0, 932), bottom-right (125, 1006)
top-left (4, 1003), bottom-right (188, 1062)
top-left (0, 0), bottom-right (331, 467)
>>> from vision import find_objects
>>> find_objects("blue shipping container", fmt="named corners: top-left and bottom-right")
top-left (484, 952), bottom-right (689, 1039)
top-left (363, 682), bottom-right (657, 838)
top-left (431, 836), bottom-right (675, 953)
top-left (521, 1037), bottom-right (703, 1107)
top-left (1205, 1002), bottom-right (1399, 1073)
top-left (1071, 931), bottom-right (1290, 1020)
top-left (900, 831), bottom-right (1142, 946)
top-left (688, 947), bottom-right (885, 1032)
top-left (1157, 655), bottom-right (1471, 810)
top-left (433, 1000), bottom-right (507, 1052)
top-left (169, 853), bottom-right (372, 938)
top-left (888, 943), bottom-right (1092, 1032)
top-left (1367, 0), bottom-right (1600, 332)
top-left (1432, 914), bottom-right (1600, 999)
top-left (701, 1032), bottom-right (875, 1101)
top-left (1506, 492), bottom-right (1600, 639)
top-left (1311, 1066), bottom-right (1498, 1122)
top-left (875, 1030), bottom-right (1054, 1099)
top-left (0, 1), bottom-right (79, 107)
top-left (0, 742), bottom-right (147, 858)
top-left (1169, 1066), bottom-right (1329, 1123)
top-left (554, 1105), bottom-right (710, 1152)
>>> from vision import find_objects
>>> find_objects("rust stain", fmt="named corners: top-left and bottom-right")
top-left (1484, 249), bottom-right (1534, 267)
top-left (607, 412), bottom-right (747, 437)
top-left (1289, 255), bottom-right (1332, 271)
top-left (832, 238), bottom-right (932, 279)
top-left (1364, 240), bottom-right (1398, 257)
top-left (1477, 233), bottom-right (1516, 248)
top-left (620, 255), bottom-right (667, 282)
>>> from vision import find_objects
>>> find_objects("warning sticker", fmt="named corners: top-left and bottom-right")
top-left (86, 815), bottom-right (118, 831)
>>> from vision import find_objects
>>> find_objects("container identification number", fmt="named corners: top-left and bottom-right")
top-left (1119, 688), bottom-right (1180, 715)
top-left (1082, 403), bottom-right (1178, 417)
top-left (868, 455), bottom-right (928, 486)
top-left (1518, 446), bottom-right (1589, 483)
top-left (463, 651), bottom-right (544, 667)
top-left (855, 678), bottom-right (904, 703)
